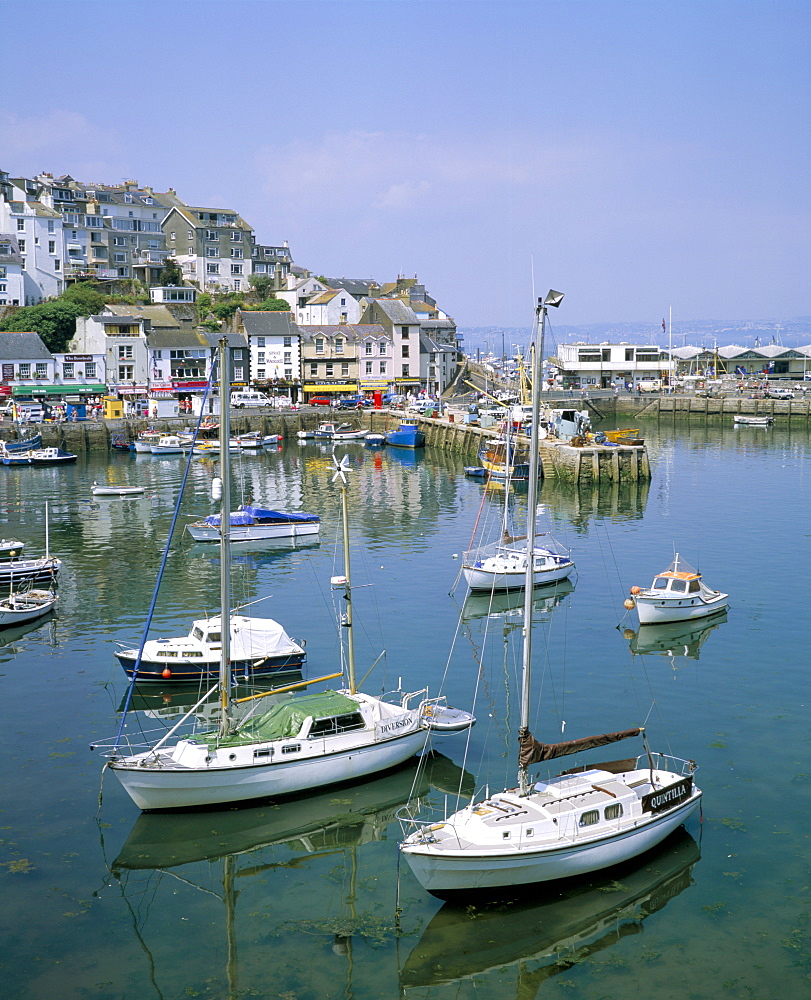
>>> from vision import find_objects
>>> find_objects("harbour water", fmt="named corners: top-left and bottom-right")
top-left (1, 419), bottom-right (808, 999)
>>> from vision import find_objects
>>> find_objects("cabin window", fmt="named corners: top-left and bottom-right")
top-left (207, 631), bottom-right (221, 642)
top-left (156, 651), bottom-right (178, 657)
top-left (605, 803), bottom-right (623, 820)
top-left (688, 580), bottom-right (700, 593)
top-left (670, 580), bottom-right (687, 593)
top-left (254, 748), bottom-right (272, 758)
top-left (187, 651), bottom-right (203, 658)
top-left (281, 744), bottom-right (301, 755)
top-left (653, 578), bottom-right (668, 590)
top-left (192, 627), bottom-right (204, 640)
top-left (525, 828), bottom-right (534, 837)
top-left (308, 712), bottom-right (365, 737)
top-left (579, 809), bottom-right (599, 827)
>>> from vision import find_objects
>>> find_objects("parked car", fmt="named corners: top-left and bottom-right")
top-left (382, 392), bottom-right (405, 406)
top-left (308, 396), bottom-right (333, 406)
top-left (766, 388), bottom-right (794, 399)
top-left (336, 395), bottom-right (373, 409)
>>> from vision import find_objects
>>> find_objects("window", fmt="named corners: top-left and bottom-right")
top-left (335, 338), bottom-right (344, 354)
top-left (257, 337), bottom-right (265, 347)
top-left (283, 337), bottom-right (291, 347)
top-left (35, 363), bottom-right (47, 379)
top-left (233, 279), bottom-right (240, 290)
top-left (402, 364), bottom-right (409, 377)
top-left (170, 231), bottom-right (176, 240)
top-left (48, 240), bottom-right (55, 254)
top-left (604, 803), bottom-right (623, 820)
top-left (117, 266), bottom-right (128, 276)
top-left (118, 345), bottom-right (134, 360)
top-left (207, 263), bottom-right (219, 274)
top-left (114, 253), bottom-right (127, 263)
top-left (283, 352), bottom-right (291, 363)
top-left (401, 326), bottom-right (409, 338)
top-left (365, 342), bottom-right (373, 355)
top-left (341, 363), bottom-right (349, 376)
top-left (257, 368), bottom-right (265, 379)
top-left (379, 342), bottom-right (386, 354)
top-left (118, 364), bottom-right (134, 381)
top-left (205, 229), bottom-right (217, 241)
top-left (234, 365), bottom-right (244, 380)
top-left (579, 810), bottom-right (600, 827)
top-left (206, 246), bottom-right (218, 257)
top-left (230, 248), bottom-right (243, 259)
top-left (230, 231), bottom-right (241, 242)
top-left (325, 363), bottom-right (334, 376)
top-left (187, 230), bottom-right (194, 240)
top-left (379, 361), bottom-right (386, 375)
top-left (233, 349), bottom-right (243, 360)
top-left (18, 239), bottom-right (25, 253)
top-left (315, 338), bottom-right (324, 354)
top-left (17, 219), bottom-right (24, 231)
top-left (63, 362), bottom-right (75, 379)
top-left (670, 579), bottom-right (687, 593)
top-left (257, 352), bottom-right (265, 363)
top-left (310, 362), bottom-right (318, 376)
top-left (365, 361), bottom-right (373, 375)
top-left (18, 363), bottom-right (31, 379)
top-left (625, 349), bottom-right (634, 361)
top-left (231, 264), bottom-right (242, 275)
top-left (48, 220), bottom-right (54, 232)
top-left (284, 368), bottom-right (292, 379)
top-left (54, 259), bottom-right (60, 271)
top-left (85, 362), bottom-right (96, 377)
top-left (402, 345), bottom-right (409, 358)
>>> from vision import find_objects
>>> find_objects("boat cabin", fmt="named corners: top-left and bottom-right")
top-left (652, 572), bottom-right (702, 595)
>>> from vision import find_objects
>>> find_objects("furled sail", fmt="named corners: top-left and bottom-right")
top-left (518, 727), bottom-right (642, 769)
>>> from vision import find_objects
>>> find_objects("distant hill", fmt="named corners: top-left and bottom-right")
top-left (460, 318), bottom-right (811, 357)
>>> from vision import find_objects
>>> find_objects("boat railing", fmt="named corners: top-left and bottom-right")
top-left (635, 751), bottom-right (698, 777)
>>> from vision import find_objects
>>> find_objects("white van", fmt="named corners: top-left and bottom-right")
top-left (230, 390), bottom-right (272, 409)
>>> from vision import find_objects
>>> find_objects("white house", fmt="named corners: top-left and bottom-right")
top-left (551, 342), bottom-right (670, 389)
top-left (359, 299), bottom-right (423, 392)
top-left (275, 275), bottom-right (329, 321)
top-left (0, 180), bottom-right (65, 302)
top-left (0, 234), bottom-right (25, 306)
top-left (297, 287), bottom-right (362, 326)
top-left (234, 310), bottom-right (302, 392)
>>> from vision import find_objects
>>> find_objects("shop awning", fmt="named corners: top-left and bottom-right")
top-left (13, 383), bottom-right (107, 396)
top-left (303, 383), bottom-right (358, 393)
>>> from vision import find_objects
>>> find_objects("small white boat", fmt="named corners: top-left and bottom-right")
top-left (234, 432), bottom-right (282, 448)
top-left (0, 586), bottom-right (57, 628)
top-left (92, 483), bottom-right (146, 497)
top-left (627, 553), bottom-right (728, 625)
top-left (0, 538), bottom-right (24, 559)
top-left (151, 434), bottom-right (191, 455)
top-left (186, 503), bottom-right (320, 542)
top-left (733, 414), bottom-right (773, 426)
top-left (132, 431), bottom-right (163, 453)
top-left (364, 432), bottom-right (386, 445)
top-left (463, 533), bottom-right (574, 591)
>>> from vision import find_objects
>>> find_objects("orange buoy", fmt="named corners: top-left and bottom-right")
top-left (630, 586), bottom-right (641, 595)
top-left (162, 667), bottom-right (172, 678)
top-left (624, 598), bottom-right (636, 610)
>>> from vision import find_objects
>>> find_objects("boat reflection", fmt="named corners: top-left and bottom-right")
top-left (385, 446), bottom-right (424, 467)
top-left (112, 751), bottom-right (474, 872)
top-left (461, 578), bottom-right (574, 625)
top-left (399, 828), bottom-right (700, 993)
top-left (624, 610), bottom-right (728, 662)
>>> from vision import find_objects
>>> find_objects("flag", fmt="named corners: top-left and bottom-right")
top-left (662, 318), bottom-right (666, 332)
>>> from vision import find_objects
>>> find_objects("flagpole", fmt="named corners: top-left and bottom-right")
top-left (668, 305), bottom-right (673, 393)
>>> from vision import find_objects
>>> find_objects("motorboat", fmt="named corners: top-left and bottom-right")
top-left (384, 420), bottom-right (425, 448)
top-left (114, 612), bottom-right (307, 683)
top-left (0, 538), bottom-right (25, 559)
top-left (27, 447), bottom-right (78, 466)
top-left (132, 431), bottom-right (163, 453)
top-left (233, 431), bottom-right (283, 448)
top-left (186, 503), bottom-right (320, 543)
top-left (627, 553), bottom-right (728, 625)
top-left (733, 414), bottom-right (773, 426)
top-left (151, 434), bottom-right (191, 455)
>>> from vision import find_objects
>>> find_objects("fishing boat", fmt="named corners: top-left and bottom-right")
top-left (0, 505), bottom-right (61, 587)
top-left (0, 538), bottom-right (24, 559)
top-left (626, 553), bottom-right (728, 625)
top-left (384, 420), bottom-right (425, 448)
top-left (151, 434), bottom-right (191, 455)
top-left (399, 290), bottom-right (702, 897)
top-left (0, 584), bottom-right (57, 628)
top-left (1, 433), bottom-right (42, 452)
top-left (233, 431), bottom-right (283, 448)
top-left (332, 423), bottom-right (367, 442)
top-left (186, 503), bottom-right (320, 542)
top-left (1, 448), bottom-right (32, 466)
top-left (477, 411), bottom-right (532, 479)
top-left (114, 608), bottom-right (306, 683)
top-left (110, 432), bottom-right (132, 451)
top-left (27, 447), bottom-right (78, 466)
top-left (100, 338), bottom-right (474, 811)
top-left (92, 483), bottom-right (146, 497)
top-left (132, 430), bottom-right (163, 453)
top-left (733, 414), bottom-right (773, 426)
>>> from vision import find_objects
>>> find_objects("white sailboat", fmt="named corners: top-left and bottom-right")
top-left (101, 338), bottom-right (473, 811)
top-left (399, 291), bottom-right (702, 897)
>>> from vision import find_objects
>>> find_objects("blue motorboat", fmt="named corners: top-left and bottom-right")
top-left (385, 420), bottom-right (425, 448)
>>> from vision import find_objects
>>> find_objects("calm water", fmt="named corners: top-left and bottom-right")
top-left (1, 419), bottom-right (809, 1000)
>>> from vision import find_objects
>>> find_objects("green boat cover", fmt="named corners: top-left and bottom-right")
top-left (201, 690), bottom-right (361, 748)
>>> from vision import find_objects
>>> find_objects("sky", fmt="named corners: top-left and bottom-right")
top-left (2, 0), bottom-right (809, 329)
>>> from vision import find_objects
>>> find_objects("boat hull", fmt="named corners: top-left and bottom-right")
top-left (385, 424), bottom-right (425, 448)
top-left (108, 727), bottom-right (430, 810)
top-left (401, 789), bottom-right (701, 896)
top-left (115, 648), bottom-right (306, 682)
top-left (635, 592), bottom-right (728, 625)
top-left (464, 559), bottom-right (574, 591)
top-left (0, 591), bottom-right (57, 628)
top-left (0, 557), bottom-right (61, 587)
top-left (186, 520), bottom-right (320, 542)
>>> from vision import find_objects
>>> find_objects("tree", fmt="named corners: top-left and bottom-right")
top-left (0, 301), bottom-right (84, 352)
top-left (159, 257), bottom-right (183, 285)
top-left (248, 273), bottom-right (274, 300)
top-left (60, 282), bottom-right (106, 315)
top-left (245, 297), bottom-right (290, 311)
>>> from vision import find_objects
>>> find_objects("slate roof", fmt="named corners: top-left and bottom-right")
top-left (238, 311), bottom-right (301, 338)
top-left (0, 331), bottom-right (53, 361)
top-left (103, 304), bottom-right (181, 328)
top-left (147, 330), bottom-right (211, 350)
top-left (0, 234), bottom-right (23, 265)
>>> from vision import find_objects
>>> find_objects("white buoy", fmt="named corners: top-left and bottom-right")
top-left (212, 477), bottom-right (223, 501)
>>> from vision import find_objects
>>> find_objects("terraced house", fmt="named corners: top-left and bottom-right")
top-left (161, 197), bottom-right (254, 292)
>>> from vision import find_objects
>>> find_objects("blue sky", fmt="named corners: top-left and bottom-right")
top-left (2, 0), bottom-right (808, 328)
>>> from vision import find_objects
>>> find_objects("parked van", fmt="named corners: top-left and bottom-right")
top-left (230, 390), bottom-right (272, 409)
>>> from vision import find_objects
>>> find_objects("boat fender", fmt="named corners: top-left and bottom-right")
top-left (624, 598), bottom-right (636, 610)
top-left (630, 586), bottom-right (641, 595)
top-left (162, 667), bottom-right (172, 678)
top-left (212, 477), bottom-right (223, 500)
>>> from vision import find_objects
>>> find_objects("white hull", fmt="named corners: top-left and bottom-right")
top-left (109, 719), bottom-right (429, 811)
top-left (186, 520), bottom-right (321, 543)
top-left (401, 764), bottom-right (701, 895)
top-left (92, 485), bottom-right (145, 496)
top-left (0, 590), bottom-right (57, 627)
top-left (463, 547), bottom-right (574, 592)
top-left (635, 591), bottom-right (728, 624)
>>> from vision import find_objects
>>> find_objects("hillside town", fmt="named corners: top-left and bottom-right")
top-left (1, 167), bottom-right (810, 420)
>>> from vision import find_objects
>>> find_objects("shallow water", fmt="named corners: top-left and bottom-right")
top-left (0, 420), bottom-right (808, 999)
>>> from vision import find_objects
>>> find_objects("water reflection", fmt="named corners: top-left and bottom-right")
top-left (461, 578), bottom-right (575, 626)
top-left (399, 829), bottom-right (700, 993)
top-left (624, 610), bottom-right (728, 663)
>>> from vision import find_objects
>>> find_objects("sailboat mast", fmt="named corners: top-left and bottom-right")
top-left (518, 290), bottom-right (563, 793)
top-left (218, 337), bottom-right (233, 736)
top-left (340, 478), bottom-right (357, 694)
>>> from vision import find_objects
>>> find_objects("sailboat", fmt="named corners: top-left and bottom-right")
top-left (100, 338), bottom-right (474, 811)
top-left (399, 291), bottom-right (702, 897)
